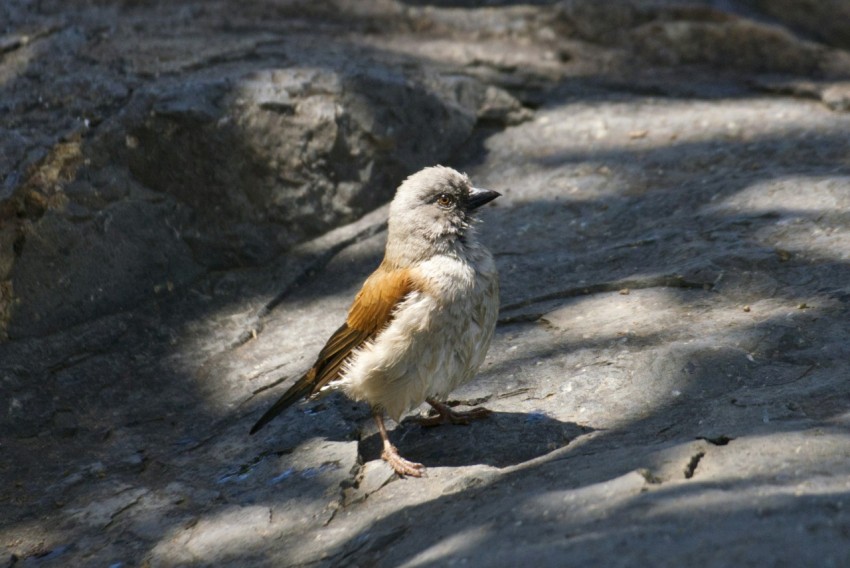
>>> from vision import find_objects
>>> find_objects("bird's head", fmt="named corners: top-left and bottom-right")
top-left (386, 166), bottom-right (499, 262)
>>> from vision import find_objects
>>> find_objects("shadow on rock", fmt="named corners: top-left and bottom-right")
top-left (360, 411), bottom-right (591, 469)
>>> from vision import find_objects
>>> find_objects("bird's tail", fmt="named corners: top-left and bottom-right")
top-left (249, 368), bottom-right (317, 435)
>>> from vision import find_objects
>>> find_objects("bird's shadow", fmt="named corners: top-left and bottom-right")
top-left (359, 410), bottom-right (592, 469)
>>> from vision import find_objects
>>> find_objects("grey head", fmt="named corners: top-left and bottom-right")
top-left (386, 165), bottom-right (500, 264)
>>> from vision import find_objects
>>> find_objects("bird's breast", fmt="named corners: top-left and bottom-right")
top-left (415, 248), bottom-right (496, 303)
top-left (338, 250), bottom-right (498, 420)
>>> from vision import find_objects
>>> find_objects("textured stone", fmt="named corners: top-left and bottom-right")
top-left (0, 2), bottom-right (523, 339)
top-left (2, 1), bottom-right (850, 567)
top-left (743, 0), bottom-right (850, 50)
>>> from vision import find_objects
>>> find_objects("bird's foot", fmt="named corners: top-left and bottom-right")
top-left (416, 399), bottom-right (492, 427)
top-left (381, 444), bottom-right (425, 477)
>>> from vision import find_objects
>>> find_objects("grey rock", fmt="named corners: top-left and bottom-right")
top-left (346, 460), bottom-right (396, 505)
top-left (742, 0), bottom-right (850, 50)
top-left (755, 79), bottom-right (850, 113)
top-left (558, 0), bottom-right (832, 74)
top-left (7, 196), bottom-right (202, 338)
top-left (0, 7), bottom-right (524, 338)
top-left (440, 465), bottom-right (501, 495)
top-left (630, 18), bottom-right (825, 73)
top-left (51, 408), bottom-right (78, 438)
top-left (3, 1), bottom-right (850, 567)
top-left (66, 485), bottom-right (149, 529)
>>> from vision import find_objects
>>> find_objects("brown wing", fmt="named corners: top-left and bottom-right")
top-left (250, 263), bottom-right (416, 434)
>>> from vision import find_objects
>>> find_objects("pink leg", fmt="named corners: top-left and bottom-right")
top-left (374, 412), bottom-right (425, 477)
top-left (415, 398), bottom-right (492, 427)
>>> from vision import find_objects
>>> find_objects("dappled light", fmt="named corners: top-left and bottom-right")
top-left (2, 0), bottom-right (850, 566)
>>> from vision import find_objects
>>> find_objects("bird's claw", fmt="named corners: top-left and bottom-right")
top-left (382, 444), bottom-right (426, 477)
top-left (416, 402), bottom-right (492, 427)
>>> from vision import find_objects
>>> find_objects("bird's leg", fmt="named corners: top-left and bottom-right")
top-left (416, 398), bottom-right (492, 427)
top-left (373, 412), bottom-right (425, 477)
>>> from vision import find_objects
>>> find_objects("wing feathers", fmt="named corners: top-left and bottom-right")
top-left (249, 264), bottom-right (417, 434)
top-left (347, 267), bottom-right (415, 333)
top-left (312, 323), bottom-right (370, 388)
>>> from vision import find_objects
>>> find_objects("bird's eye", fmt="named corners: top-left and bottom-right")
top-left (435, 193), bottom-right (455, 209)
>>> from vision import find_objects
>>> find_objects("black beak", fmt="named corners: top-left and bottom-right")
top-left (467, 186), bottom-right (501, 210)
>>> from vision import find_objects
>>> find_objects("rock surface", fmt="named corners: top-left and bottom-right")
top-left (2, 1), bottom-right (850, 566)
top-left (741, 0), bottom-right (850, 51)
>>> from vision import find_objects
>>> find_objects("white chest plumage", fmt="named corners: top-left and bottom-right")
top-left (340, 248), bottom-right (499, 422)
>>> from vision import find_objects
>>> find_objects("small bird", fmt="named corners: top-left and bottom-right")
top-left (250, 165), bottom-right (500, 477)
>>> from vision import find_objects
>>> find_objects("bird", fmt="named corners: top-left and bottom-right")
top-left (250, 165), bottom-right (500, 477)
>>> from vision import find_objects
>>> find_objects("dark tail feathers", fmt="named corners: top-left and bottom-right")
top-left (249, 369), bottom-right (317, 435)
